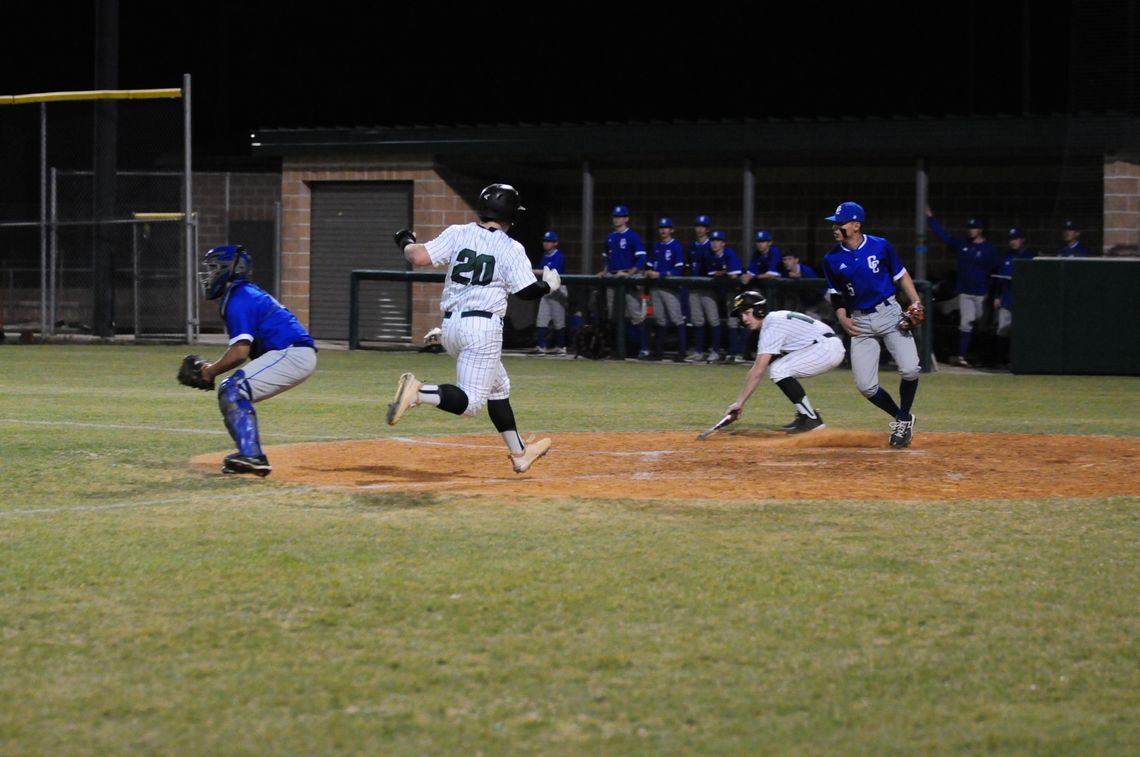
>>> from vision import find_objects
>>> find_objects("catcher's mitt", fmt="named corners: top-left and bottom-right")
top-left (898, 302), bottom-right (925, 333)
top-left (177, 354), bottom-right (215, 390)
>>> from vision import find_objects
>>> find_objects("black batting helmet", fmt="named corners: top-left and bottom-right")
top-left (477, 183), bottom-right (525, 224)
top-left (731, 290), bottom-right (767, 318)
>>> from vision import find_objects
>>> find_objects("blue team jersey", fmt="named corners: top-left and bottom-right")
top-left (1056, 241), bottom-right (1090, 257)
top-left (796, 262), bottom-right (820, 278)
top-left (650, 239), bottom-right (684, 277)
top-left (747, 244), bottom-right (783, 276)
top-left (687, 238), bottom-right (711, 274)
top-left (220, 281), bottom-right (314, 359)
top-left (928, 216), bottom-right (1000, 295)
top-left (604, 228), bottom-right (647, 272)
top-left (540, 248), bottom-right (565, 274)
top-left (823, 234), bottom-right (907, 310)
top-left (705, 247), bottom-right (743, 276)
top-left (993, 248), bottom-right (1036, 308)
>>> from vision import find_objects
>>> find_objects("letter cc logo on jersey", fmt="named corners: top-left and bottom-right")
top-left (867, 255), bottom-right (880, 273)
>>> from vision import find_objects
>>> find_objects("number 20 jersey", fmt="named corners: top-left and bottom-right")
top-left (425, 223), bottom-right (538, 317)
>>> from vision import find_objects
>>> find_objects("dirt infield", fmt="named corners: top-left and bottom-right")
top-left (191, 430), bottom-right (1140, 501)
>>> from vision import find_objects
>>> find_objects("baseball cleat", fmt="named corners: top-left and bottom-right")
top-left (386, 372), bottom-right (422, 426)
top-left (683, 352), bottom-right (706, 363)
top-left (705, 350), bottom-right (721, 364)
top-left (889, 414), bottom-right (916, 448)
top-left (509, 437), bottom-right (552, 474)
top-left (222, 453), bottom-right (272, 477)
top-left (781, 413), bottom-right (807, 431)
top-left (786, 413), bottom-right (825, 434)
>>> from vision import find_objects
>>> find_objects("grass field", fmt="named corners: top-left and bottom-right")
top-left (1, 344), bottom-right (1137, 754)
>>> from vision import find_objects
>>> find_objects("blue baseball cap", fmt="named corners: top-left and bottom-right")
top-left (695, 214), bottom-right (711, 226)
top-left (657, 217), bottom-right (674, 228)
top-left (755, 230), bottom-right (772, 242)
top-left (612, 205), bottom-right (630, 217)
top-left (967, 217), bottom-right (986, 229)
top-left (709, 230), bottom-right (727, 241)
top-left (825, 201), bottom-right (865, 223)
top-left (1007, 227), bottom-right (1024, 239)
top-left (543, 231), bottom-right (559, 242)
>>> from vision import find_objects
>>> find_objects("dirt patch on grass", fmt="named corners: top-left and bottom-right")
top-left (190, 430), bottom-right (1140, 501)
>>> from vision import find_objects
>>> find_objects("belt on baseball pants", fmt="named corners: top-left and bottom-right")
top-left (813, 333), bottom-right (838, 343)
top-left (853, 296), bottom-right (896, 315)
top-left (443, 310), bottom-right (494, 319)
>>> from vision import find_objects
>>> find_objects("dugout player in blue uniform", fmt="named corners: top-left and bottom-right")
top-left (706, 231), bottom-right (746, 362)
top-left (645, 217), bottom-right (687, 359)
top-left (992, 228), bottom-right (1037, 339)
top-left (926, 208), bottom-right (1001, 367)
top-left (531, 231), bottom-right (568, 355)
top-left (741, 230), bottom-right (782, 285)
top-left (195, 245), bottom-right (317, 476)
top-left (1056, 220), bottom-right (1090, 257)
top-left (597, 205), bottom-right (649, 357)
top-left (823, 202), bottom-right (921, 448)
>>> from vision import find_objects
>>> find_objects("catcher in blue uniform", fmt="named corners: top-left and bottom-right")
top-left (178, 245), bottom-right (317, 476)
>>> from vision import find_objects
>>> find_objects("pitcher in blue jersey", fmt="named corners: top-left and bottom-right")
top-left (822, 202), bottom-right (921, 448)
top-left (195, 245), bottom-right (317, 476)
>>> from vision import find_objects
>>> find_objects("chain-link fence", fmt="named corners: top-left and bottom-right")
top-left (0, 83), bottom-right (193, 339)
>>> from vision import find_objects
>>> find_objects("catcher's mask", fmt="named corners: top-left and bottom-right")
top-left (200, 245), bottom-right (252, 300)
top-left (731, 290), bottom-right (768, 318)
top-left (477, 183), bottom-right (525, 224)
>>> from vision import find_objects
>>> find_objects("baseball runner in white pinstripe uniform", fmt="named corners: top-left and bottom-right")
top-left (724, 291), bottom-right (845, 434)
top-left (385, 184), bottom-right (558, 473)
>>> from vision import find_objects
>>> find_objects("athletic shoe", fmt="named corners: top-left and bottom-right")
top-left (222, 453), bottom-right (272, 477)
top-left (781, 413), bottom-right (807, 431)
top-left (950, 355), bottom-right (972, 368)
top-left (684, 352), bottom-right (706, 363)
top-left (637, 350), bottom-right (653, 360)
top-left (510, 437), bottom-right (552, 473)
top-left (889, 414), bottom-right (916, 448)
top-left (551, 347), bottom-right (568, 356)
top-left (386, 372), bottom-right (422, 426)
top-left (527, 346), bottom-right (546, 356)
top-left (728, 354), bottom-right (748, 364)
top-left (786, 413), bottom-right (825, 434)
top-left (705, 350), bottom-right (721, 364)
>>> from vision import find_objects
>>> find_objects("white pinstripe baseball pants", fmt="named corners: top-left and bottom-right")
top-left (769, 336), bottom-right (846, 382)
top-left (441, 313), bottom-right (510, 415)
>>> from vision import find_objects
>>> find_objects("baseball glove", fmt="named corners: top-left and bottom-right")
top-left (177, 354), bottom-right (215, 391)
top-left (898, 302), bottom-right (925, 333)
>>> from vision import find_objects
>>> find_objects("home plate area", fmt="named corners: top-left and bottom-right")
top-left (190, 430), bottom-right (1140, 502)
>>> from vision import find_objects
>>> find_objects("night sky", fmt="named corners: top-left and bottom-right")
top-left (6, 1), bottom-right (1136, 159)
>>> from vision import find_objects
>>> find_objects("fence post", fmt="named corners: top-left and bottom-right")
top-left (349, 271), bottom-right (360, 350)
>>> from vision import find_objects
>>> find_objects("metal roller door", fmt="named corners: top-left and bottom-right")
top-left (310, 181), bottom-right (411, 340)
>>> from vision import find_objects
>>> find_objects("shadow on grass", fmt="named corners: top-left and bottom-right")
top-left (349, 491), bottom-right (442, 510)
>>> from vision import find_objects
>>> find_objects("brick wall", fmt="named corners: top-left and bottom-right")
top-left (195, 172), bottom-right (280, 251)
top-left (1104, 160), bottom-right (1140, 256)
top-left (279, 159), bottom-right (475, 335)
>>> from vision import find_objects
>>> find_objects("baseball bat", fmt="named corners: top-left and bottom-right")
top-left (696, 411), bottom-right (737, 441)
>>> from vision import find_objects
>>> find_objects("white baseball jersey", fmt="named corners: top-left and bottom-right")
top-left (760, 310), bottom-right (846, 383)
top-left (758, 310), bottom-right (835, 355)
top-left (426, 223), bottom-right (537, 316)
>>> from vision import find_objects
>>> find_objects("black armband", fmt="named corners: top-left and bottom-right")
top-left (830, 293), bottom-right (847, 313)
top-left (515, 280), bottom-right (551, 301)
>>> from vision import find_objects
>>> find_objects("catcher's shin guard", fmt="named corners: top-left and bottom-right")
top-left (218, 371), bottom-right (264, 458)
